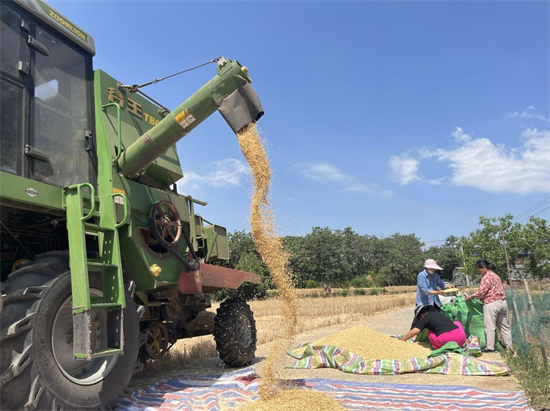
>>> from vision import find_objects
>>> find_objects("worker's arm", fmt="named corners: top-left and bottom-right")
top-left (401, 327), bottom-right (422, 342)
top-left (436, 275), bottom-right (449, 290)
top-left (466, 275), bottom-right (489, 301)
top-left (418, 273), bottom-right (445, 296)
top-left (418, 274), bottom-right (439, 296)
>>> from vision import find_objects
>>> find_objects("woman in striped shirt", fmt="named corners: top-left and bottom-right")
top-left (465, 259), bottom-right (513, 352)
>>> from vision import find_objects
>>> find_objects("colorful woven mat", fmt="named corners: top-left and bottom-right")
top-left (116, 367), bottom-right (531, 411)
top-left (287, 343), bottom-right (510, 376)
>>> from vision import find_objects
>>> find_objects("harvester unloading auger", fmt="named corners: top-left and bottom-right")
top-left (0, 1), bottom-right (263, 409)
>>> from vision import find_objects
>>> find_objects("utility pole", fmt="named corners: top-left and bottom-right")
top-left (499, 220), bottom-right (512, 285)
top-left (459, 244), bottom-right (470, 289)
top-left (499, 219), bottom-right (535, 312)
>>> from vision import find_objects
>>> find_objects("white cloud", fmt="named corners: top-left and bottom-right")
top-left (389, 127), bottom-right (550, 195)
top-left (292, 162), bottom-right (353, 182)
top-left (177, 159), bottom-right (249, 193)
top-left (388, 155), bottom-right (421, 186)
top-left (342, 183), bottom-right (394, 197)
top-left (507, 106), bottom-right (550, 123)
top-left (451, 126), bottom-right (473, 142)
top-left (293, 162), bottom-right (393, 197)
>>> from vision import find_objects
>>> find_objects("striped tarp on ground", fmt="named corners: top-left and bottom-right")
top-left (116, 367), bottom-right (533, 411)
top-left (288, 344), bottom-right (511, 376)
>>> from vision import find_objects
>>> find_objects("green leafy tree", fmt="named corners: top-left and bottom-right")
top-left (213, 251), bottom-right (268, 301)
top-left (385, 233), bottom-right (425, 285)
top-left (228, 230), bottom-right (258, 267)
top-left (458, 214), bottom-right (550, 281)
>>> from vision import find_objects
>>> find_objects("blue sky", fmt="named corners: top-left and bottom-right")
top-left (52, 1), bottom-right (550, 244)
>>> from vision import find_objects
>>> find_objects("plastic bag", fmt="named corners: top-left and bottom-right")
top-left (453, 296), bottom-right (487, 349)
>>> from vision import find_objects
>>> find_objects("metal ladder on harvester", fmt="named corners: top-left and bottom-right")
top-left (63, 183), bottom-right (128, 361)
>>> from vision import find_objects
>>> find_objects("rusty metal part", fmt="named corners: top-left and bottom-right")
top-left (179, 262), bottom-right (261, 294)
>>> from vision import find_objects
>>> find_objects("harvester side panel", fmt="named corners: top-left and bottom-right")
top-left (95, 70), bottom-right (183, 186)
top-left (114, 175), bottom-right (191, 290)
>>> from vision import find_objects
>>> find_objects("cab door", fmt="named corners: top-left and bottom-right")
top-left (0, 1), bottom-right (95, 188)
top-left (29, 21), bottom-right (95, 187)
top-left (0, 1), bottom-right (29, 177)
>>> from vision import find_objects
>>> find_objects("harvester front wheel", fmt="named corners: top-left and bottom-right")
top-left (0, 252), bottom-right (143, 410)
top-left (213, 298), bottom-right (257, 367)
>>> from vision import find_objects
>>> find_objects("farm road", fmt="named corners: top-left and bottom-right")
top-left (131, 306), bottom-right (521, 393)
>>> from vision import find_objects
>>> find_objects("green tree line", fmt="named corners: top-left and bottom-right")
top-left (220, 215), bottom-right (549, 299)
top-left (458, 215), bottom-right (550, 282)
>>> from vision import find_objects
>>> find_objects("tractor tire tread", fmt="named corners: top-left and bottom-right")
top-left (213, 298), bottom-right (257, 367)
top-left (0, 252), bottom-right (142, 410)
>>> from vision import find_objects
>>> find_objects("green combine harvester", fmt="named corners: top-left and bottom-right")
top-left (0, 1), bottom-right (264, 409)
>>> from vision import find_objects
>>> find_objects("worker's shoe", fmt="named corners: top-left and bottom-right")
top-left (481, 348), bottom-right (496, 353)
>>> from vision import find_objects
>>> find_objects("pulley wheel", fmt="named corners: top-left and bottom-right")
top-left (145, 323), bottom-right (169, 360)
top-left (149, 201), bottom-right (182, 249)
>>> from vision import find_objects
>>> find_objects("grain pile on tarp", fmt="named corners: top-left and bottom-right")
top-left (288, 325), bottom-right (511, 376)
top-left (238, 389), bottom-right (345, 411)
top-left (314, 325), bottom-right (432, 361)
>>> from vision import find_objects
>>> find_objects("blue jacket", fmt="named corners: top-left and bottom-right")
top-left (416, 269), bottom-right (445, 307)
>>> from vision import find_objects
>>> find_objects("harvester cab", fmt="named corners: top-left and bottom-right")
top-left (0, 1), bottom-right (263, 409)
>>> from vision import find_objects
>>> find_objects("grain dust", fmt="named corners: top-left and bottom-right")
top-left (236, 124), bottom-right (298, 399)
top-left (314, 324), bottom-right (432, 361)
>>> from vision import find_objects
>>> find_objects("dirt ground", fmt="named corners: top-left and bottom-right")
top-left (130, 306), bottom-right (522, 393)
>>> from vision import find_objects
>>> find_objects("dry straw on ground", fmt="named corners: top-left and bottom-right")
top-left (314, 324), bottom-right (432, 361)
top-left (236, 124), bottom-right (298, 398)
top-left (141, 293), bottom-right (417, 376)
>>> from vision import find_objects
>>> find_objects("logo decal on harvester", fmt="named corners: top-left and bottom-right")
top-left (24, 188), bottom-right (39, 197)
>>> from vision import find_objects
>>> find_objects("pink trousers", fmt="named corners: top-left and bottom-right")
top-left (428, 321), bottom-right (466, 349)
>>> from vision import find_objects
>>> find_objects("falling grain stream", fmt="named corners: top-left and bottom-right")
top-left (236, 125), bottom-right (343, 410)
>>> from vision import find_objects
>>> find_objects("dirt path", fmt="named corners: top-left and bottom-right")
top-left (131, 306), bottom-right (521, 392)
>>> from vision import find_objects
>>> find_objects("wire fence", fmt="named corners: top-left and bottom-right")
top-left (506, 284), bottom-right (550, 364)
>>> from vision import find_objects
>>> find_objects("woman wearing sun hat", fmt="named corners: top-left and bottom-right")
top-left (411, 259), bottom-right (454, 328)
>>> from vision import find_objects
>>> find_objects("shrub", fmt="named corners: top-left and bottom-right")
top-left (212, 282), bottom-right (267, 302)
top-left (309, 292), bottom-right (319, 298)
top-left (267, 290), bottom-right (279, 299)
top-left (353, 288), bottom-right (366, 296)
top-left (350, 275), bottom-right (373, 288)
top-left (305, 280), bottom-right (318, 289)
top-left (340, 289), bottom-right (350, 297)
top-left (505, 348), bottom-right (550, 408)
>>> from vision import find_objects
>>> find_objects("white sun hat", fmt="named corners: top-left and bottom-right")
top-left (424, 259), bottom-right (443, 270)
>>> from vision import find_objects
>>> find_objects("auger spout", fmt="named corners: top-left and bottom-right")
top-left (117, 57), bottom-right (264, 178)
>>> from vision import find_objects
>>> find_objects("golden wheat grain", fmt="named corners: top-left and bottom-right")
top-left (236, 124), bottom-right (298, 398)
top-left (239, 389), bottom-right (345, 411)
top-left (314, 324), bottom-right (431, 361)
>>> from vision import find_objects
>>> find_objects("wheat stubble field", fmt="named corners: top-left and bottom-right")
top-left (142, 291), bottom-right (416, 375)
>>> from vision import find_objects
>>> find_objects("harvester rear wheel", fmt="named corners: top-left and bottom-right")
top-left (213, 298), bottom-right (257, 367)
top-left (0, 252), bottom-right (143, 410)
